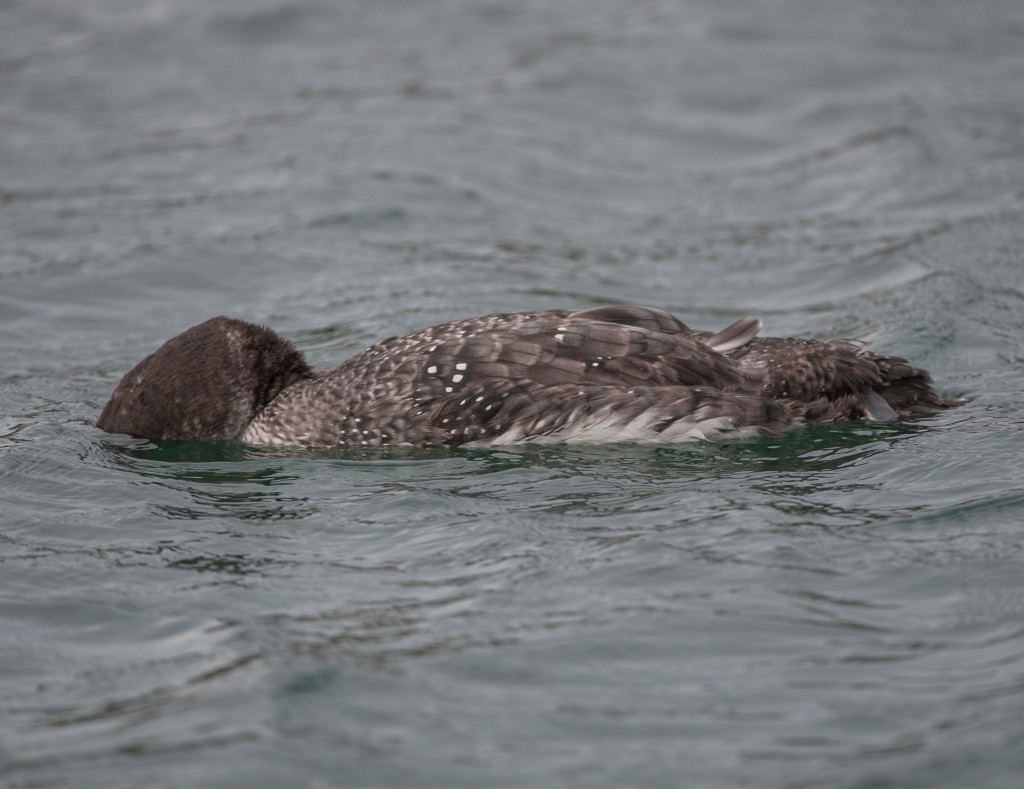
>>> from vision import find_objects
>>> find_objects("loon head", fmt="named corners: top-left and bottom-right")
top-left (97, 316), bottom-right (312, 441)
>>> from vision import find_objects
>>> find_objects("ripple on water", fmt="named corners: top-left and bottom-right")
top-left (3, 0), bottom-right (1024, 787)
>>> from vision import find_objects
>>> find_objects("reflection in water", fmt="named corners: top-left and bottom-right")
top-left (91, 420), bottom-right (926, 529)
top-left (99, 441), bottom-right (319, 522)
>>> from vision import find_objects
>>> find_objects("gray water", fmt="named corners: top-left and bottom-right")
top-left (3, 1), bottom-right (1024, 787)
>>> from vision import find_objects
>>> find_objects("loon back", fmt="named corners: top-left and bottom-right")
top-left (97, 306), bottom-right (961, 448)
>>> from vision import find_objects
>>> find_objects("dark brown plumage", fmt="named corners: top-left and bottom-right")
top-left (97, 307), bottom-right (961, 448)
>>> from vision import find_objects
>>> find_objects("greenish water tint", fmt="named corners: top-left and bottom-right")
top-left (2, 1), bottom-right (1024, 786)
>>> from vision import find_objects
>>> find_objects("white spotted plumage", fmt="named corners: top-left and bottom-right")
top-left (100, 306), bottom-right (961, 448)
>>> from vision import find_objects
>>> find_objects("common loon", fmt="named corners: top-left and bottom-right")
top-left (97, 306), bottom-right (960, 447)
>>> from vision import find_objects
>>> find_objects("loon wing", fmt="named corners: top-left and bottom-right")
top-left (703, 316), bottom-right (763, 352)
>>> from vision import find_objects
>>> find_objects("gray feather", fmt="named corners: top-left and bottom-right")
top-left (703, 316), bottom-right (763, 352)
top-left (96, 307), bottom-right (962, 448)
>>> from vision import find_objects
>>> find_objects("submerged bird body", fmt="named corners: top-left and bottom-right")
top-left (97, 306), bottom-right (958, 448)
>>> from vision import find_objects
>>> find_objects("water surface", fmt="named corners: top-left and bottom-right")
top-left (2, 1), bottom-right (1024, 787)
